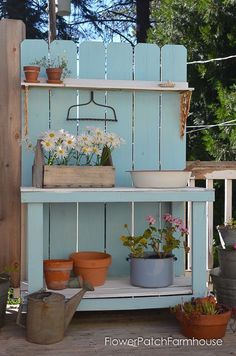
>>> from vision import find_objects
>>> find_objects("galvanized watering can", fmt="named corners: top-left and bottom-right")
top-left (17, 280), bottom-right (94, 344)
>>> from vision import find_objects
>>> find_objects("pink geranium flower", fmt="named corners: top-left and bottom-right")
top-left (146, 215), bottom-right (156, 225)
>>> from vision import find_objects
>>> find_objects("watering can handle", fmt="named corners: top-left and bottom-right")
top-left (16, 303), bottom-right (26, 328)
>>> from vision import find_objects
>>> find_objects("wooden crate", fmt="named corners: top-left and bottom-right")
top-left (32, 141), bottom-right (115, 188)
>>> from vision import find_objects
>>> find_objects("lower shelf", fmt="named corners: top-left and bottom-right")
top-left (21, 276), bottom-right (194, 311)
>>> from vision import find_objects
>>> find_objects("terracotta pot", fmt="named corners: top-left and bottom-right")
top-left (46, 67), bottom-right (63, 83)
top-left (23, 65), bottom-right (40, 83)
top-left (43, 259), bottom-right (73, 290)
top-left (177, 309), bottom-right (231, 339)
top-left (70, 251), bottom-right (112, 287)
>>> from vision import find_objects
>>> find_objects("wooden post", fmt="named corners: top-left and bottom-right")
top-left (0, 19), bottom-right (25, 286)
top-left (48, 0), bottom-right (57, 43)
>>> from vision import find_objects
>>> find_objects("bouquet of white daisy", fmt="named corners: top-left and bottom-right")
top-left (37, 127), bottom-right (124, 166)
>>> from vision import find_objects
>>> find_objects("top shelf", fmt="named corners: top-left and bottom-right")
top-left (21, 78), bottom-right (194, 93)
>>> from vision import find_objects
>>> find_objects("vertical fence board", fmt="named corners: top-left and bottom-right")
top-left (134, 44), bottom-right (161, 242)
top-left (160, 45), bottom-right (187, 170)
top-left (49, 40), bottom-right (78, 259)
top-left (77, 42), bottom-right (105, 253)
top-left (21, 39), bottom-right (50, 263)
top-left (106, 43), bottom-right (133, 276)
top-left (21, 39), bottom-right (49, 186)
top-left (0, 19), bottom-right (25, 285)
top-left (161, 45), bottom-right (187, 275)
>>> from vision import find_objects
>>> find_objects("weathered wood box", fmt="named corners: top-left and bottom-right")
top-left (32, 141), bottom-right (115, 188)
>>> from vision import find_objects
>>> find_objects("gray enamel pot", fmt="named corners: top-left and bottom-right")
top-left (211, 267), bottom-right (236, 308)
top-left (217, 226), bottom-right (236, 248)
top-left (129, 253), bottom-right (174, 288)
top-left (218, 246), bottom-right (236, 279)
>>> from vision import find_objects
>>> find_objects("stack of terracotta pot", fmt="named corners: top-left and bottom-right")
top-left (43, 251), bottom-right (112, 290)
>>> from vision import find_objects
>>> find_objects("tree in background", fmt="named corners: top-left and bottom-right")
top-left (0, 0), bottom-right (152, 44)
top-left (149, 0), bottom-right (236, 161)
top-left (0, 0), bottom-right (48, 39)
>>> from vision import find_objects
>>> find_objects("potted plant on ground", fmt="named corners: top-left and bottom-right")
top-left (120, 214), bottom-right (189, 288)
top-left (32, 55), bottom-right (71, 83)
top-left (217, 218), bottom-right (236, 248)
top-left (26, 127), bottom-right (124, 188)
top-left (172, 296), bottom-right (231, 339)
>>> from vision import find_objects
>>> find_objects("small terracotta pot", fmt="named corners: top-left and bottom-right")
top-left (43, 259), bottom-right (73, 290)
top-left (177, 309), bottom-right (231, 339)
top-left (23, 65), bottom-right (40, 83)
top-left (70, 251), bottom-right (112, 287)
top-left (46, 67), bottom-right (63, 83)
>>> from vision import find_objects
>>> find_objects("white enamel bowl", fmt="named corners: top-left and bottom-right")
top-left (129, 170), bottom-right (192, 188)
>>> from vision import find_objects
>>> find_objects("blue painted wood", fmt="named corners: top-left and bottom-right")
top-left (49, 40), bottom-right (78, 260)
top-left (78, 42), bottom-right (105, 254)
top-left (21, 41), bottom-right (212, 310)
top-left (134, 44), bottom-right (160, 169)
top-left (78, 294), bottom-right (196, 311)
top-left (77, 203), bottom-right (105, 252)
top-left (133, 44), bottom-right (161, 247)
top-left (192, 202), bottom-right (207, 295)
top-left (172, 202), bottom-right (186, 277)
top-left (21, 188), bottom-right (215, 203)
top-left (161, 45), bottom-right (187, 276)
top-left (106, 43), bottom-right (133, 186)
top-left (79, 41), bottom-right (106, 124)
top-left (160, 45), bottom-right (187, 169)
top-left (21, 40), bottom-right (50, 268)
top-left (106, 43), bottom-right (133, 277)
top-left (21, 40), bottom-right (49, 186)
top-left (106, 203), bottom-right (132, 277)
top-left (27, 203), bottom-right (44, 292)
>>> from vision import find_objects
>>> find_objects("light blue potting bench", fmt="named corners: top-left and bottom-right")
top-left (20, 40), bottom-right (214, 310)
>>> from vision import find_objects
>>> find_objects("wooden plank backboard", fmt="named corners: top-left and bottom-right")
top-left (20, 40), bottom-right (188, 281)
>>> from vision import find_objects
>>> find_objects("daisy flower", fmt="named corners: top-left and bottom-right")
top-left (41, 139), bottom-right (55, 151)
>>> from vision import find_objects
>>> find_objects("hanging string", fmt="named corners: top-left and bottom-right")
top-left (188, 54), bottom-right (236, 65)
top-left (23, 86), bottom-right (29, 137)
top-left (180, 91), bottom-right (192, 137)
top-left (187, 119), bottom-right (236, 134)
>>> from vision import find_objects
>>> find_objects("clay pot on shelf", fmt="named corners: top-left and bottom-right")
top-left (23, 65), bottom-right (40, 83)
top-left (43, 259), bottom-right (73, 290)
top-left (46, 67), bottom-right (63, 84)
top-left (70, 251), bottom-right (112, 287)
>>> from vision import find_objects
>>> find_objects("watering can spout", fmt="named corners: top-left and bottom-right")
top-left (64, 280), bottom-right (94, 331)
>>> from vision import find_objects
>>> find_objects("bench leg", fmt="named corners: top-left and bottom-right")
top-left (192, 201), bottom-right (207, 296)
top-left (27, 203), bottom-right (44, 292)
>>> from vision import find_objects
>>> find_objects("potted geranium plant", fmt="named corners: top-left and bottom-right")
top-left (120, 214), bottom-right (189, 288)
top-left (172, 296), bottom-right (231, 339)
top-left (25, 127), bottom-right (124, 188)
top-left (217, 218), bottom-right (236, 248)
